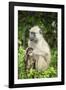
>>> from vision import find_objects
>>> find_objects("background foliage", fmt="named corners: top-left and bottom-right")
top-left (18, 11), bottom-right (58, 79)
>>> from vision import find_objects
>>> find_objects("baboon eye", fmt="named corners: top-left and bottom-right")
top-left (30, 32), bottom-right (35, 36)
top-left (39, 30), bottom-right (42, 34)
top-left (31, 32), bottom-right (35, 34)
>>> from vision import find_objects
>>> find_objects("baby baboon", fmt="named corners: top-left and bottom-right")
top-left (25, 47), bottom-right (35, 71)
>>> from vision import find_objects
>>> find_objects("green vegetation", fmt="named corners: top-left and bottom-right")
top-left (18, 46), bottom-right (57, 79)
top-left (18, 11), bottom-right (58, 79)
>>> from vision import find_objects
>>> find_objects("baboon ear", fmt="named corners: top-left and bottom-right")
top-left (39, 30), bottom-right (42, 34)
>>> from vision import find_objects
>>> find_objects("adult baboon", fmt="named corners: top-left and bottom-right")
top-left (26, 26), bottom-right (51, 71)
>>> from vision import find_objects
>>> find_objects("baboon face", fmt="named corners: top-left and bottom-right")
top-left (29, 26), bottom-right (42, 43)
top-left (27, 48), bottom-right (33, 56)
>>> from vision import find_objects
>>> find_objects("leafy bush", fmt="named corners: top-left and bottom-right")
top-left (18, 46), bottom-right (57, 79)
top-left (18, 46), bottom-right (26, 79)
